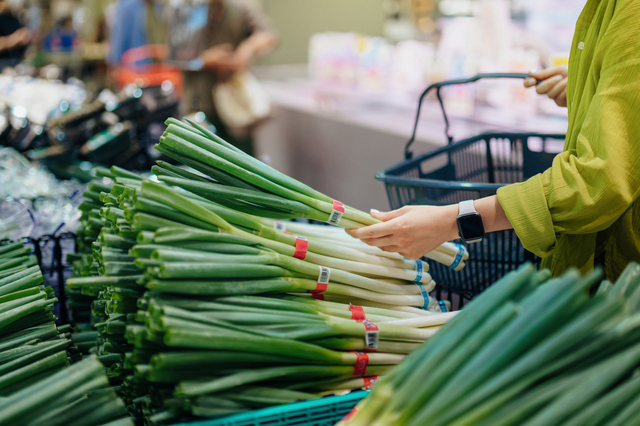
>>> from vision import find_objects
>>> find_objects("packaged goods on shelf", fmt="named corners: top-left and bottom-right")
top-left (0, 147), bottom-right (84, 241)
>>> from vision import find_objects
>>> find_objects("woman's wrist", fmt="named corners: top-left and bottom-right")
top-left (440, 204), bottom-right (461, 242)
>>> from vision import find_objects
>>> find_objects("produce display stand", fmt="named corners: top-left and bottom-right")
top-left (173, 391), bottom-right (368, 426)
top-left (377, 73), bottom-right (566, 307)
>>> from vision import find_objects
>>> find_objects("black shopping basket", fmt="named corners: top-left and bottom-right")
top-left (377, 73), bottom-right (566, 305)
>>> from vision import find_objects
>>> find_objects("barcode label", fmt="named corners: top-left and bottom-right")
top-left (328, 210), bottom-right (344, 225)
top-left (273, 221), bottom-right (286, 231)
top-left (318, 266), bottom-right (331, 284)
top-left (328, 200), bottom-right (345, 225)
top-left (438, 300), bottom-right (448, 313)
top-left (361, 319), bottom-right (380, 350)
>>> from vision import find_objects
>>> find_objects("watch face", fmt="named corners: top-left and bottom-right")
top-left (458, 213), bottom-right (485, 241)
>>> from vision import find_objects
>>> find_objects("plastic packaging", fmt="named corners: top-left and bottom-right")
top-left (0, 147), bottom-right (85, 240)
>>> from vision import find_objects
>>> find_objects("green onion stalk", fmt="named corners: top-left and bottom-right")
top-left (0, 356), bottom-right (132, 425)
top-left (136, 181), bottom-right (443, 306)
top-left (158, 120), bottom-right (375, 228)
top-left (340, 262), bottom-right (640, 426)
top-left (63, 157), bottom-right (456, 422)
top-left (0, 241), bottom-right (74, 397)
top-left (134, 179), bottom-right (435, 283)
top-left (153, 122), bottom-right (468, 270)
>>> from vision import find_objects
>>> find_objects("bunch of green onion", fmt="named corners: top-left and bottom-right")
top-left (0, 241), bottom-right (74, 396)
top-left (341, 262), bottom-right (640, 426)
top-left (154, 118), bottom-right (468, 270)
top-left (124, 291), bottom-right (453, 419)
top-left (65, 153), bottom-right (456, 423)
top-left (67, 166), bottom-right (150, 413)
top-left (0, 356), bottom-right (133, 425)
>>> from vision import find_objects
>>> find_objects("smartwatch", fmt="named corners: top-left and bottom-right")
top-left (457, 200), bottom-right (485, 243)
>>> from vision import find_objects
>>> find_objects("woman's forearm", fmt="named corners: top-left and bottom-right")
top-left (474, 195), bottom-right (514, 233)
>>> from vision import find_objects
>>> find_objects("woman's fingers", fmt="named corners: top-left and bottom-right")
top-left (547, 77), bottom-right (568, 106)
top-left (370, 207), bottom-right (406, 222)
top-left (530, 65), bottom-right (568, 80)
top-left (379, 245), bottom-right (401, 254)
top-left (349, 205), bottom-right (458, 259)
top-left (347, 207), bottom-right (410, 239)
top-left (525, 65), bottom-right (569, 91)
top-left (546, 77), bottom-right (567, 98)
top-left (535, 75), bottom-right (563, 95)
top-left (347, 222), bottom-right (394, 240)
top-left (556, 90), bottom-right (568, 107)
top-left (361, 236), bottom-right (398, 248)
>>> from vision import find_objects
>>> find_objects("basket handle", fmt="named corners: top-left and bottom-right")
top-left (405, 72), bottom-right (540, 159)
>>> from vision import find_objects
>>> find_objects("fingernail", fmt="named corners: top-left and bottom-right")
top-left (370, 208), bottom-right (380, 214)
top-left (529, 69), bottom-right (537, 74)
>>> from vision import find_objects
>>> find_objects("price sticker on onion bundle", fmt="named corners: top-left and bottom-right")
top-left (364, 376), bottom-right (378, 390)
top-left (318, 265), bottom-right (331, 284)
top-left (360, 319), bottom-right (380, 350)
top-left (328, 200), bottom-right (345, 225)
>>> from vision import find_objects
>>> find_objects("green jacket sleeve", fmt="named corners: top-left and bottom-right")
top-left (498, 58), bottom-right (640, 258)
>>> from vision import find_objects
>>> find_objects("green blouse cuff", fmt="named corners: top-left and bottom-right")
top-left (496, 174), bottom-right (557, 258)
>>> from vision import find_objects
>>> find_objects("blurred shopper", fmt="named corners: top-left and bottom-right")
top-left (0, 0), bottom-right (30, 64)
top-left (42, 16), bottom-right (79, 53)
top-left (107, 0), bottom-right (165, 66)
top-left (168, 0), bottom-right (277, 155)
top-left (348, 0), bottom-right (640, 282)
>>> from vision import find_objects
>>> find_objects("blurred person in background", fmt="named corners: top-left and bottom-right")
top-left (107, 0), bottom-right (165, 66)
top-left (42, 16), bottom-right (79, 53)
top-left (0, 0), bottom-right (31, 64)
top-left (168, 0), bottom-right (277, 155)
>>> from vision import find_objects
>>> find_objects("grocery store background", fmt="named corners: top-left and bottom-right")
top-left (5, 2), bottom-right (634, 425)
top-left (1, 0), bottom-right (581, 242)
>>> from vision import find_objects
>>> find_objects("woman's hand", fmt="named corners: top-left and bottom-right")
top-left (524, 65), bottom-right (569, 107)
top-left (347, 196), bottom-right (512, 259)
top-left (346, 205), bottom-right (459, 259)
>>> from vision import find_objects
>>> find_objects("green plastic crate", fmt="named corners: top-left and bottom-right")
top-left (174, 390), bottom-right (368, 426)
